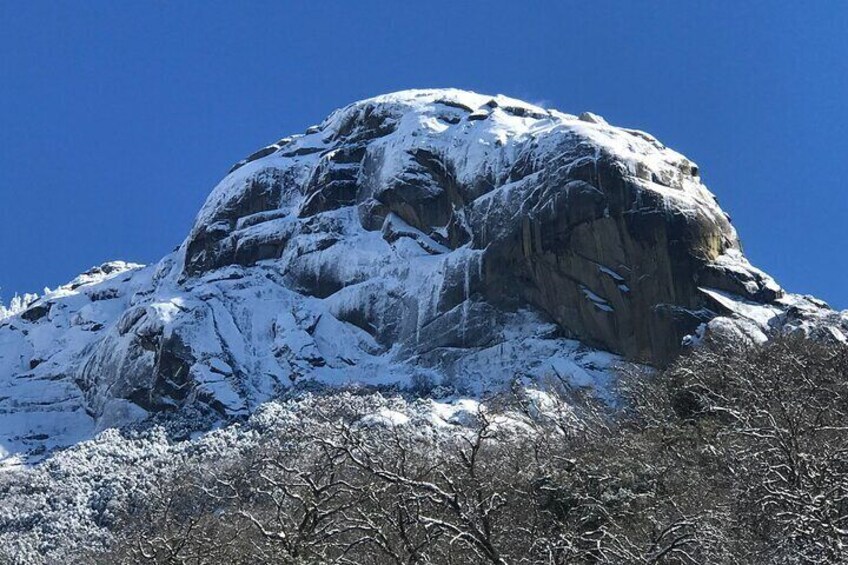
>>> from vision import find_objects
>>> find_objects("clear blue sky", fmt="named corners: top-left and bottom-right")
top-left (1, 2), bottom-right (846, 308)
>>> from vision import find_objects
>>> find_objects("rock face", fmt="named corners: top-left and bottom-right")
top-left (0, 89), bottom-right (844, 462)
top-left (182, 89), bottom-right (776, 364)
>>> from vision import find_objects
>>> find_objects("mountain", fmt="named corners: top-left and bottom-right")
top-left (1, 89), bottom-right (845, 465)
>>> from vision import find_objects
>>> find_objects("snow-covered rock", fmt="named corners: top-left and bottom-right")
top-left (0, 89), bottom-right (844, 465)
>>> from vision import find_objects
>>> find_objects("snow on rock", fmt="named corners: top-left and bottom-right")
top-left (695, 288), bottom-right (848, 349)
top-left (181, 88), bottom-right (751, 367)
top-left (0, 293), bottom-right (38, 322)
top-left (0, 262), bottom-right (147, 461)
top-left (0, 88), bottom-right (844, 468)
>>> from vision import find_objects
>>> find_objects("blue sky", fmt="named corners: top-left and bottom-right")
top-left (1, 1), bottom-right (846, 308)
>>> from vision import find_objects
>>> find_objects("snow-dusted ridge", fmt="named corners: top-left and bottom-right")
top-left (0, 88), bottom-right (846, 470)
top-left (0, 262), bottom-right (149, 461)
top-left (213, 89), bottom-right (717, 231)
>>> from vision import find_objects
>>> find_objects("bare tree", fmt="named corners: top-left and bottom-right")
top-left (89, 337), bottom-right (848, 564)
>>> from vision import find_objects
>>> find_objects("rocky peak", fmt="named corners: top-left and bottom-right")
top-left (2, 89), bottom-right (843, 463)
top-left (182, 88), bottom-right (779, 364)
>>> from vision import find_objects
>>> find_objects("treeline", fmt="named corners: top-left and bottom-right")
top-left (86, 337), bottom-right (848, 564)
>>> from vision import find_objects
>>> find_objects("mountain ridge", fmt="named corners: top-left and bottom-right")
top-left (1, 88), bottom-right (845, 465)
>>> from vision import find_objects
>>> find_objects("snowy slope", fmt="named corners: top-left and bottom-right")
top-left (0, 263), bottom-right (147, 462)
